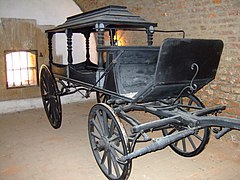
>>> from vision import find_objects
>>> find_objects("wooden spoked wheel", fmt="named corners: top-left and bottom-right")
top-left (162, 95), bottom-right (210, 157)
top-left (40, 64), bottom-right (62, 129)
top-left (88, 103), bottom-right (131, 180)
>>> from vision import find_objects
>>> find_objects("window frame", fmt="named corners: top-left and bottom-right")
top-left (4, 50), bottom-right (39, 89)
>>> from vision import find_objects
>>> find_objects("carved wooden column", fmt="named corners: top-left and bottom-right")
top-left (147, 32), bottom-right (153, 46)
top-left (84, 32), bottom-right (91, 65)
top-left (66, 28), bottom-right (73, 65)
top-left (96, 23), bottom-right (105, 68)
top-left (47, 33), bottom-right (54, 66)
top-left (146, 26), bottom-right (155, 46)
top-left (109, 29), bottom-right (116, 46)
top-left (95, 23), bottom-right (105, 87)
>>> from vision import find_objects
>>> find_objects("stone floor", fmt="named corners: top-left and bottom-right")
top-left (0, 100), bottom-right (239, 180)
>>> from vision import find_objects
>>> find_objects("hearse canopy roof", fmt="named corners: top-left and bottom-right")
top-left (46, 5), bottom-right (157, 33)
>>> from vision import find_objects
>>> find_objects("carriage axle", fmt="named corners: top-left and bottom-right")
top-left (118, 128), bottom-right (195, 162)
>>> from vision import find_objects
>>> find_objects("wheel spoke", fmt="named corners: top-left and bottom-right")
top-left (91, 118), bottom-right (103, 136)
top-left (113, 131), bottom-right (120, 140)
top-left (45, 100), bottom-right (50, 108)
top-left (48, 103), bottom-right (52, 117)
top-left (194, 133), bottom-right (203, 141)
top-left (111, 153), bottom-right (120, 177)
top-left (186, 99), bottom-right (193, 111)
top-left (49, 107), bottom-right (53, 123)
top-left (111, 148), bottom-right (124, 170)
top-left (110, 143), bottom-right (124, 155)
top-left (188, 99), bottom-right (193, 106)
top-left (109, 135), bottom-right (119, 142)
top-left (110, 147), bottom-right (120, 159)
top-left (91, 132), bottom-right (101, 140)
top-left (42, 94), bottom-right (49, 101)
top-left (101, 150), bottom-right (108, 164)
top-left (96, 110), bottom-right (105, 133)
top-left (167, 128), bottom-right (176, 135)
top-left (102, 111), bottom-right (109, 136)
top-left (54, 106), bottom-right (60, 124)
top-left (52, 106), bottom-right (58, 126)
top-left (96, 92), bottom-right (110, 103)
top-left (109, 119), bottom-right (116, 137)
top-left (187, 136), bottom-right (197, 150)
top-left (92, 144), bottom-right (98, 151)
top-left (52, 106), bottom-right (57, 125)
top-left (99, 93), bottom-right (104, 99)
top-left (107, 151), bottom-right (112, 175)
top-left (103, 96), bottom-right (106, 103)
top-left (182, 138), bottom-right (187, 152)
top-left (42, 80), bottom-right (48, 92)
top-left (173, 140), bottom-right (178, 147)
top-left (179, 97), bottom-right (183, 104)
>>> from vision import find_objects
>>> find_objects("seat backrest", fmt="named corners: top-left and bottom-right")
top-left (105, 46), bottom-right (159, 97)
top-left (135, 38), bottom-right (224, 102)
top-left (108, 46), bottom-right (159, 98)
top-left (155, 38), bottom-right (223, 85)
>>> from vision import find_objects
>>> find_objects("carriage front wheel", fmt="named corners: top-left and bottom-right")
top-left (162, 95), bottom-right (210, 157)
top-left (39, 64), bottom-right (62, 129)
top-left (88, 103), bottom-right (132, 180)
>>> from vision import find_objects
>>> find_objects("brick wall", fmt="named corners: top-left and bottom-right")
top-left (75, 0), bottom-right (240, 118)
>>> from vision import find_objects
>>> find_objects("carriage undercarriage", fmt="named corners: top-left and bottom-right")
top-left (40, 6), bottom-right (240, 180)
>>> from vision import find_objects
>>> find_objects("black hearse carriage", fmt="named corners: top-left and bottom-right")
top-left (39, 6), bottom-right (240, 180)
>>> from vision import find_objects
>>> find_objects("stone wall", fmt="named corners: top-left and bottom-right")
top-left (75, 0), bottom-right (240, 118)
top-left (0, 18), bottom-right (50, 101)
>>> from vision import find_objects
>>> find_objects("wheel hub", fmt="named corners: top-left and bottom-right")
top-left (96, 136), bottom-right (111, 151)
top-left (102, 136), bottom-right (111, 150)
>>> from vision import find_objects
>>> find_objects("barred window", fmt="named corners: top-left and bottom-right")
top-left (5, 50), bottom-right (38, 88)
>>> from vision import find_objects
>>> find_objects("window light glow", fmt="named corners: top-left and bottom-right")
top-left (114, 31), bottom-right (125, 46)
top-left (5, 51), bottom-right (37, 88)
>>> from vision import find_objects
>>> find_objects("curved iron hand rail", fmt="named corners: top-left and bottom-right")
top-left (173, 63), bottom-right (199, 104)
top-left (189, 63), bottom-right (199, 93)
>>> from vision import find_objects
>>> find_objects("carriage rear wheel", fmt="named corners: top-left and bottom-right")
top-left (88, 103), bottom-right (132, 180)
top-left (40, 64), bottom-right (62, 129)
top-left (162, 95), bottom-right (210, 157)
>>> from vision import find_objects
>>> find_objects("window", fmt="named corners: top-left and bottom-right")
top-left (5, 50), bottom-right (38, 88)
